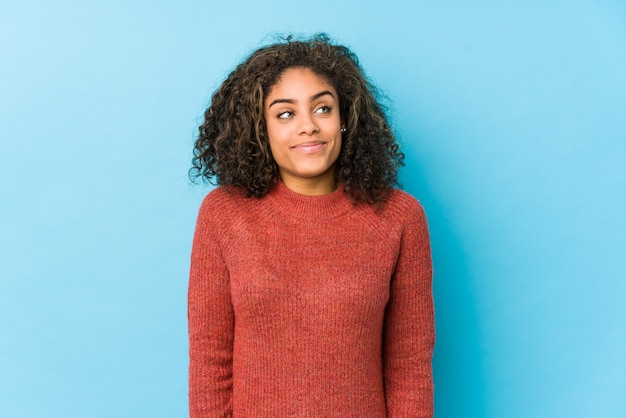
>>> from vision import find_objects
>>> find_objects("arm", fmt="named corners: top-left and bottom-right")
top-left (188, 197), bottom-right (234, 417)
top-left (383, 201), bottom-right (435, 417)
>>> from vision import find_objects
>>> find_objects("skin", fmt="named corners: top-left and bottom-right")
top-left (264, 67), bottom-right (344, 196)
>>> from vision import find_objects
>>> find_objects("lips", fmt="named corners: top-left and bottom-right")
top-left (290, 141), bottom-right (327, 153)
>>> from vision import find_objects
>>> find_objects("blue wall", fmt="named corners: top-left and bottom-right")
top-left (1, 1), bottom-right (625, 417)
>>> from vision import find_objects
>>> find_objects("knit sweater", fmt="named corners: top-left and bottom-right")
top-left (188, 181), bottom-right (435, 417)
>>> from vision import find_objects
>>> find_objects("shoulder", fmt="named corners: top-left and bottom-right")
top-left (195, 186), bottom-right (254, 227)
top-left (200, 185), bottom-right (244, 208)
top-left (194, 186), bottom-right (266, 244)
top-left (196, 184), bottom-right (278, 227)
top-left (198, 185), bottom-right (256, 215)
top-left (382, 189), bottom-right (431, 250)
top-left (382, 188), bottom-right (428, 225)
top-left (353, 188), bottom-right (428, 245)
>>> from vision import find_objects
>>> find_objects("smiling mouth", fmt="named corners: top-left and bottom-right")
top-left (291, 141), bottom-right (327, 153)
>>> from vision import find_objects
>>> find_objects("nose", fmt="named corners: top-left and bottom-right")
top-left (298, 114), bottom-right (320, 135)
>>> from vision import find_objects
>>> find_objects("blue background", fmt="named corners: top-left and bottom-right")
top-left (2, 1), bottom-right (625, 417)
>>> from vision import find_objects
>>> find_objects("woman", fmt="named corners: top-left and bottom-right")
top-left (188, 34), bottom-right (434, 417)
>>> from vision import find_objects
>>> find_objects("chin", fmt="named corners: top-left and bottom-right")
top-left (296, 165), bottom-right (334, 178)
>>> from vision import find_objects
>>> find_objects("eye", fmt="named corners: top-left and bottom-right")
top-left (315, 105), bottom-right (332, 115)
top-left (278, 110), bottom-right (294, 119)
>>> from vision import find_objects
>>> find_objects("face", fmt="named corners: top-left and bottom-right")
top-left (264, 67), bottom-right (343, 195)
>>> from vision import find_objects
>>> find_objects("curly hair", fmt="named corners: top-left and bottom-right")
top-left (190, 33), bottom-right (404, 204)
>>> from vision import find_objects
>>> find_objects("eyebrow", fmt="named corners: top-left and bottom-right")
top-left (268, 90), bottom-right (335, 108)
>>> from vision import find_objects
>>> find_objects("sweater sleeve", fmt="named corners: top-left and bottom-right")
top-left (383, 200), bottom-right (435, 417)
top-left (188, 196), bottom-right (234, 417)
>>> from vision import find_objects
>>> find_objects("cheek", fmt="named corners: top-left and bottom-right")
top-left (265, 117), bottom-right (287, 141)
top-left (332, 138), bottom-right (342, 161)
top-left (266, 126), bottom-right (284, 155)
top-left (264, 121), bottom-right (278, 151)
top-left (265, 126), bottom-right (290, 166)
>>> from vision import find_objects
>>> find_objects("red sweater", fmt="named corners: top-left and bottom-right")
top-left (188, 181), bottom-right (435, 417)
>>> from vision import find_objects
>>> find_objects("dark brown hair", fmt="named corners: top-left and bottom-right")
top-left (190, 33), bottom-right (404, 204)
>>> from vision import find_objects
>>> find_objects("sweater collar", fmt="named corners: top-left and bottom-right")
top-left (266, 180), bottom-right (354, 219)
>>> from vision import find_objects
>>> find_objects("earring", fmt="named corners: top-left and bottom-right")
top-left (341, 128), bottom-right (347, 133)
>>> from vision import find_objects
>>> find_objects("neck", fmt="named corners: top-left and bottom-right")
top-left (279, 168), bottom-right (338, 196)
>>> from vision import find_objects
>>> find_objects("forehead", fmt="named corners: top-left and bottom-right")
top-left (266, 67), bottom-right (336, 98)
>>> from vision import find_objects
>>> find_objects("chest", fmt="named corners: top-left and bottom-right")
top-left (220, 215), bottom-right (400, 324)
